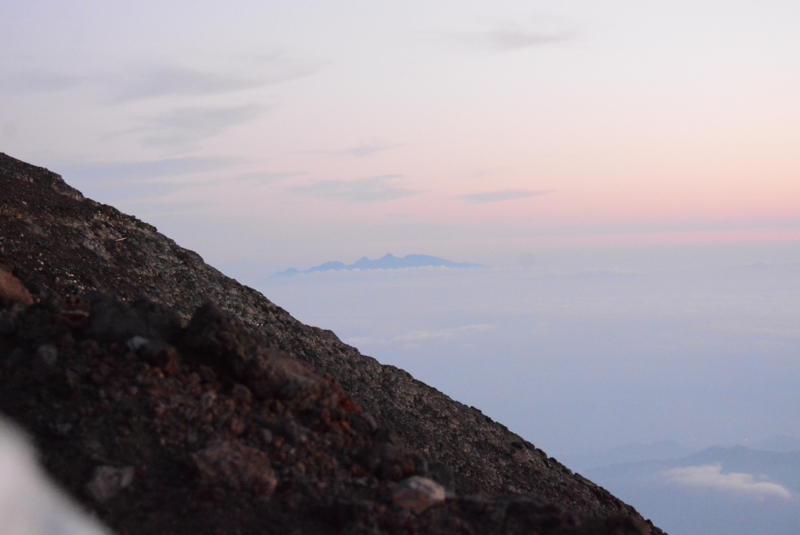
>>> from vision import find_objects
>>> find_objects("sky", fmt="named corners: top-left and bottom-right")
top-left (2, 1), bottom-right (799, 458)
top-left (2, 0), bottom-right (799, 270)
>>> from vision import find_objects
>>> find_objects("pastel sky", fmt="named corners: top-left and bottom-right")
top-left (2, 1), bottom-right (799, 270)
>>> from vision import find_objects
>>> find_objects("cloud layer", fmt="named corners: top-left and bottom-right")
top-left (455, 26), bottom-right (573, 53)
top-left (664, 464), bottom-right (792, 499)
top-left (346, 323), bottom-right (495, 347)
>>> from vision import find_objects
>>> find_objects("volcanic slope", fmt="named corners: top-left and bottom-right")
top-left (0, 152), bottom-right (664, 533)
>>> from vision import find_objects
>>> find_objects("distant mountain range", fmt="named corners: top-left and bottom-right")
top-left (271, 253), bottom-right (486, 278)
top-left (561, 440), bottom-right (697, 473)
top-left (563, 435), bottom-right (800, 473)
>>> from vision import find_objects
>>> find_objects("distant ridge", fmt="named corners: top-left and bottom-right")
top-left (271, 253), bottom-right (486, 278)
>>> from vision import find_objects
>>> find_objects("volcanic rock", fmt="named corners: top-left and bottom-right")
top-left (0, 152), bottom-right (665, 534)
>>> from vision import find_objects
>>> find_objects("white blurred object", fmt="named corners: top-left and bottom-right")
top-left (0, 417), bottom-right (112, 535)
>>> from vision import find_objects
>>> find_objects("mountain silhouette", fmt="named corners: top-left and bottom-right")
top-left (272, 253), bottom-right (485, 278)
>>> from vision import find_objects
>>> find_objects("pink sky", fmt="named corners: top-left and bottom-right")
top-left (1, 0), bottom-right (798, 268)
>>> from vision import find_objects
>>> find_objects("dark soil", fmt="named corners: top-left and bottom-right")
top-left (0, 152), bottom-right (665, 534)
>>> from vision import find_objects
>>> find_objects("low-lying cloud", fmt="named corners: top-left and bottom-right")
top-left (290, 175), bottom-right (420, 204)
top-left (542, 267), bottom-right (639, 280)
top-left (664, 464), bottom-right (792, 499)
top-left (459, 189), bottom-right (552, 204)
top-left (346, 324), bottom-right (495, 347)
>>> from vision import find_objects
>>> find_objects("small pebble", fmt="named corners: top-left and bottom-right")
top-left (126, 336), bottom-right (149, 352)
top-left (86, 465), bottom-right (135, 503)
top-left (36, 344), bottom-right (58, 367)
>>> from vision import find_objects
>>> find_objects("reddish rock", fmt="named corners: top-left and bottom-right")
top-left (0, 269), bottom-right (33, 307)
top-left (191, 440), bottom-right (277, 497)
top-left (182, 302), bottom-right (347, 412)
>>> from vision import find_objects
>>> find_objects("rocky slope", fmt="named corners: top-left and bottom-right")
top-left (0, 152), bottom-right (664, 534)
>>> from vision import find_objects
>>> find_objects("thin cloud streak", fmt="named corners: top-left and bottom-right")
top-left (60, 157), bottom-right (241, 182)
top-left (112, 60), bottom-right (322, 102)
top-left (0, 71), bottom-right (86, 94)
top-left (664, 464), bottom-right (792, 499)
top-left (0, 57), bottom-right (322, 101)
top-left (298, 141), bottom-right (401, 159)
top-left (140, 104), bottom-right (265, 146)
top-left (113, 66), bottom-right (267, 101)
top-left (454, 25), bottom-right (573, 53)
top-left (459, 189), bottom-right (553, 204)
top-left (335, 142), bottom-right (402, 158)
top-left (233, 171), bottom-right (304, 184)
top-left (290, 175), bottom-right (420, 204)
top-left (56, 157), bottom-right (246, 203)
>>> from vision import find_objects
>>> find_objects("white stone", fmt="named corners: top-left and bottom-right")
top-left (392, 475), bottom-right (446, 513)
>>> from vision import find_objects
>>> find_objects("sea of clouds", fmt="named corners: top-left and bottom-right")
top-left (252, 250), bottom-right (800, 457)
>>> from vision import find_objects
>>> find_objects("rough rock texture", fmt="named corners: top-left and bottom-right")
top-left (0, 152), bottom-right (665, 534)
